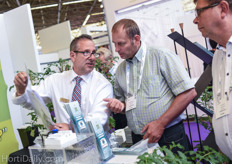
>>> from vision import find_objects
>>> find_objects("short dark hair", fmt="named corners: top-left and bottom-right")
top-left (112, 19), bottom-right (140, 40)
top-left (194, 0), bottom-right (232, 10)
top-left (70, 34), bottom-right (93, 51)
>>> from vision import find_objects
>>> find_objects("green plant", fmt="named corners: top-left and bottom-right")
top-left (188, 113), bottom-right (212, 132)
top-left (189, 86), bottom-right (214, 132)
top-left (25, 112), bottom-right (45, 137)
top-left (137, 142), bottom-right (229, 164)
top-left (197, 86), bottom-right (213, 111)
top-left (29, 58), bottom-right (71, 85)
top-left (108, 116), bottom-right (116, 134)
top-left (95, 56), bottom-right (119, 87)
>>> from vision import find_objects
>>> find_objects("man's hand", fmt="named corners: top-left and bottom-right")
top-left (14, 71), bottom-right (28, 96)
top-left (103, 98), bottom-right (125, 113)
top-left (141, 119), bottom-right (165, 144)
top-left (49, 123), bottom-right (70, 131)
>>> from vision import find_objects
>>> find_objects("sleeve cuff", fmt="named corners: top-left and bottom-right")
top-left (12, 91), bottom-right (29, 105)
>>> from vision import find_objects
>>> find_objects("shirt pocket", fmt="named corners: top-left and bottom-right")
top-left (144, 75), bottom-right (161, 98)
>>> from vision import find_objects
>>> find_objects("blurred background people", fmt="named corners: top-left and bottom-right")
top-left (96, 47), bottom-right (118, 76)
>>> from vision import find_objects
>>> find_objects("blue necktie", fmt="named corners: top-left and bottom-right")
top-left (72, 76), bottom-right (82, 107)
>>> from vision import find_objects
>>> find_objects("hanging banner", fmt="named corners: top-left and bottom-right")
top-left (0, 61), bottom-right (18, 164)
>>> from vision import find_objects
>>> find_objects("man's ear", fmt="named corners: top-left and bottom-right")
top-left (70, 51), bottom-right (76, 61)
top-left (134, 34), bottom-right (141, 45)
top-left (220, 0), bottom-right (230, 19)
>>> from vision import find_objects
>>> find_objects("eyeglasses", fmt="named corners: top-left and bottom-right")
top-left (73, 50), bottom-right (100, 58)
top-left (195, 2), bottom-right (220, 17)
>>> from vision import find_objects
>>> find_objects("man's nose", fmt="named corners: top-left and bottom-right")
top-left (193, 17), bottom-right (198, 24)
top-left (89, 53), bottom-right (96, 60)
top-left (115, 45), bottom-right (119, 52)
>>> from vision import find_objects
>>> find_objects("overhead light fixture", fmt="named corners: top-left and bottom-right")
top-left (31, 4), bottom-right (58, 10)
top-left (6, 1), bottom-right (11, 7)
top-left (117, 0), bottom-right (161, 13)
top-left (31, 0), bottom-right (93, 10)
top-left (63, 0), bottom-right (93, 5)
top-left (91, 12), bottom-right (104, 16)
top-left (98, 0), bottom-right (102, 2)
top-left (82, 14), bottom-right (90, 26)
top-left (100, 4), bottom-right (103, 8)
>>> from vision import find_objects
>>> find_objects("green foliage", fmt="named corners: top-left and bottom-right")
top-left (46, 102), bottom-right (56, 123)
top-left (197, 86), bottom-right (213, 111)
top-left (188, 113), bottom-right (212, 132)
top-left (9, 85), bottom-right (14, 91)
top-left (108, 116), bottom-right (116, 134)
top-left (95, 56), bottom-right (119, 87)
top-left (29, 58), bottom-right (71, 85)
top-left (188, 86), bottom-right (214, 132)
top-left (137, 142), bottom-right (229, 164)
top-left (55, 58), bottom-right (71, 72)
top-left (25, 112), bottom-right (45, 137)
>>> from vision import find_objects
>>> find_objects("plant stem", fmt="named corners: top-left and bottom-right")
top-left (196, 152), bottom-right (212, 164)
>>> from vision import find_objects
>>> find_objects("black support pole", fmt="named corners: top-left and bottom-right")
top-left (179, 23), bottom-right (203, 151)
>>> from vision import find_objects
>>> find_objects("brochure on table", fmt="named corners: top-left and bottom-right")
top-left (87, 118), bottom-right (113, 161)
top-left (64, 101), bottom-right (113, 161)
top-left (64, 101), bottom-right (89, 133)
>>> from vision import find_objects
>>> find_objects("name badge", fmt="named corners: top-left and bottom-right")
top-left (125, 95), bottom-right (136, 111)
top-left (60, 97), bottom-right (69, 103)
top-left (215, 97), bottom-right (230, 119)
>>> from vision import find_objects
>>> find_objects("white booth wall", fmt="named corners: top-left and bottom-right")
top-left (0, 4), bottom-right (41, 149)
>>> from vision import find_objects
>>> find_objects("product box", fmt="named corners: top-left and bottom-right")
top-left (87, 118), bottom-right (113, 161)
top-left (64, 101), bottom-right (89, 134)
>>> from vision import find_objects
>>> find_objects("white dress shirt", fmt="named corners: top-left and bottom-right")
top-left (212, 36), bottom-right (232, 160)
top-left (12, 69), bottom-right (113, 131)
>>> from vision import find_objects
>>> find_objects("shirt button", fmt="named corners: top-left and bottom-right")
top-left (228, 54), bottom-right (231, 57)
top-left (225, 133), bottom-right (228, 136)
top-left (225, 92), bottom-right (228, 95)
top-left (227, 73), bottom-right (229, 76)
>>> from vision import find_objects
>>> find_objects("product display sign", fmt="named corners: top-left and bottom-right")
top-left (0, 61), bottom-right (18, 164)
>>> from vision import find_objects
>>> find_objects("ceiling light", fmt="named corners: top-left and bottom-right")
top-left (6, 1), bottom-right (11, 7)
top-left (91, 12), bottom-right (104, 16)
top-left (116, 0), bottom-right (161, 13)
top-left (100, 4), bottom-right (103, 8)
top-left (31, 4), bottom-right (58, 10)
top-left (63, 0), bottom-right (93, 5)
top-left (82, 14), bottom-right (90, 26)
top-left (98, 0), bottom-right (102, 2)
top-left (30, 0), bottom-right (93, 10)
